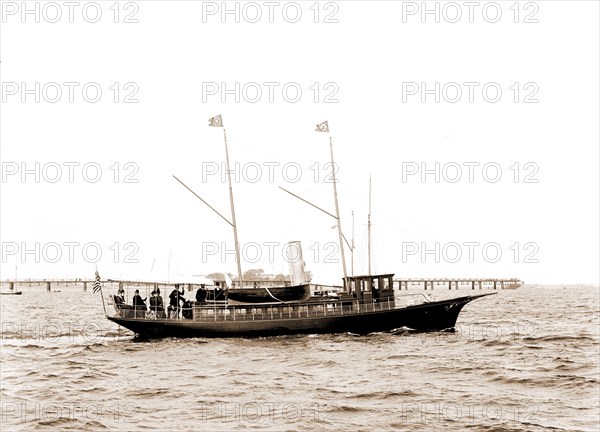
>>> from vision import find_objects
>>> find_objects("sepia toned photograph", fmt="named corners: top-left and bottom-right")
top-left (1, 1), bottom-right (599, 431)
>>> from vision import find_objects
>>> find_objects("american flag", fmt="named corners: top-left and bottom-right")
top-left (93, 270), bottom-right (102, 294)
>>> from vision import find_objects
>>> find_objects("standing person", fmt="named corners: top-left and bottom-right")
top-left (151, 288), bottom-right (166, 318)
top-left (149, 290), bottom-right (158, 315)
top-left (155, 288), bottom-right (165, 318)
top-left (168, 284), bottom-right (186, 318)
top-left (196, 284), bottom-right (207, 303)
top-left (132, 289), bottom-right (147, 318)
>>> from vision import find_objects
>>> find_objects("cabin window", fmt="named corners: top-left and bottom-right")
top-left (361, 280), bottom-right (368, 292)
top-left (348, 280), bottom-right (356, 293)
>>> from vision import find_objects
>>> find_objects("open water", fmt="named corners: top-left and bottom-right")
top-left (1, 285), bottom-right (599, 431)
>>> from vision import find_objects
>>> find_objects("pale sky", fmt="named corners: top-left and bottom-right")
top-left (1, 1), bottom-right (598, 285)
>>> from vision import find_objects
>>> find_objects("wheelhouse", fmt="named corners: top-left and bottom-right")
top-left (346, 274), bottom-right (395, 302)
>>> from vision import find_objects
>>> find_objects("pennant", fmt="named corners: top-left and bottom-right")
top-left (315, 121), bottom-right (329, 133)
top-left (208, 115), bottom-right (224, 127)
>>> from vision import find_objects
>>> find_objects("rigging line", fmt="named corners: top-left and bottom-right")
top-left (279, 186), bottom-right (338, 220)
top-left (173, 175), bottom-right (233, 227)
top-left (264, 286), bottom-right (285, 303)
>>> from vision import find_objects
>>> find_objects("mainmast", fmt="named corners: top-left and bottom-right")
top-left (278, 120), bottom-right (349, 289)
top-left (327, 135), bottom-right (348, 289)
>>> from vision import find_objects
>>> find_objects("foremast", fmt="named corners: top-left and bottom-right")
top-left (173, 115), bottom-right (244, 295)
top-left (222, 127), bottom-right (243, 288)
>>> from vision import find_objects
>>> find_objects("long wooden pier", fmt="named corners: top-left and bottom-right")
top-left (1, 277), bottom-right (522, 292)
top-left (0, 279), bottom-right (206, 292)
top-left (392, 278), bottom-right (522, 290)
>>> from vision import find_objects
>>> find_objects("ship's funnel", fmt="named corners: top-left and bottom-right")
top-left (286, 241), bottom-right (306, 285)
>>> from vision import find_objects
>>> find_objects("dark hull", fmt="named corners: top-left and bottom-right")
top-left (107, 293), bottom-right (494, 338)
top-left (0, 291), bottom-right (22, 295)
top-left (227, 284), bottom-right (310, 303)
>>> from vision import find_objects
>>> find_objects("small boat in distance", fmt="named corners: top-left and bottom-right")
top-left (1, 286), bottom-right (22, 295)
top-left (0, 290), bottom-right (22, 295)
top-left (100, 117), bottom-right (495, 338)
top-left (2, 269), bottom-right (22, 295)
top-left (503, 281), bottom-right (522, 289)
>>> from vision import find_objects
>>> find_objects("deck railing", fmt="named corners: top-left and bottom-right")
top-left (106, 296), bottom-right (423, 322)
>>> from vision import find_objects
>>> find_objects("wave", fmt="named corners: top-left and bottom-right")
top-left (31, 417), bottom-right (108, 431)
top-left (491, 373), bottom-right (599, 390)
top-left (522, 335), bottom-right (598, 343)
top-left (348, 390), bottom-right (419, 400)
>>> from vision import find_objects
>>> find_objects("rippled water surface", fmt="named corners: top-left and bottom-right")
top-left (1, 285), bottom-right (599, 431)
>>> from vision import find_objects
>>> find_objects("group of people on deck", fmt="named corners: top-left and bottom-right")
top-left (115, 285), bottom-right (189, 318)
